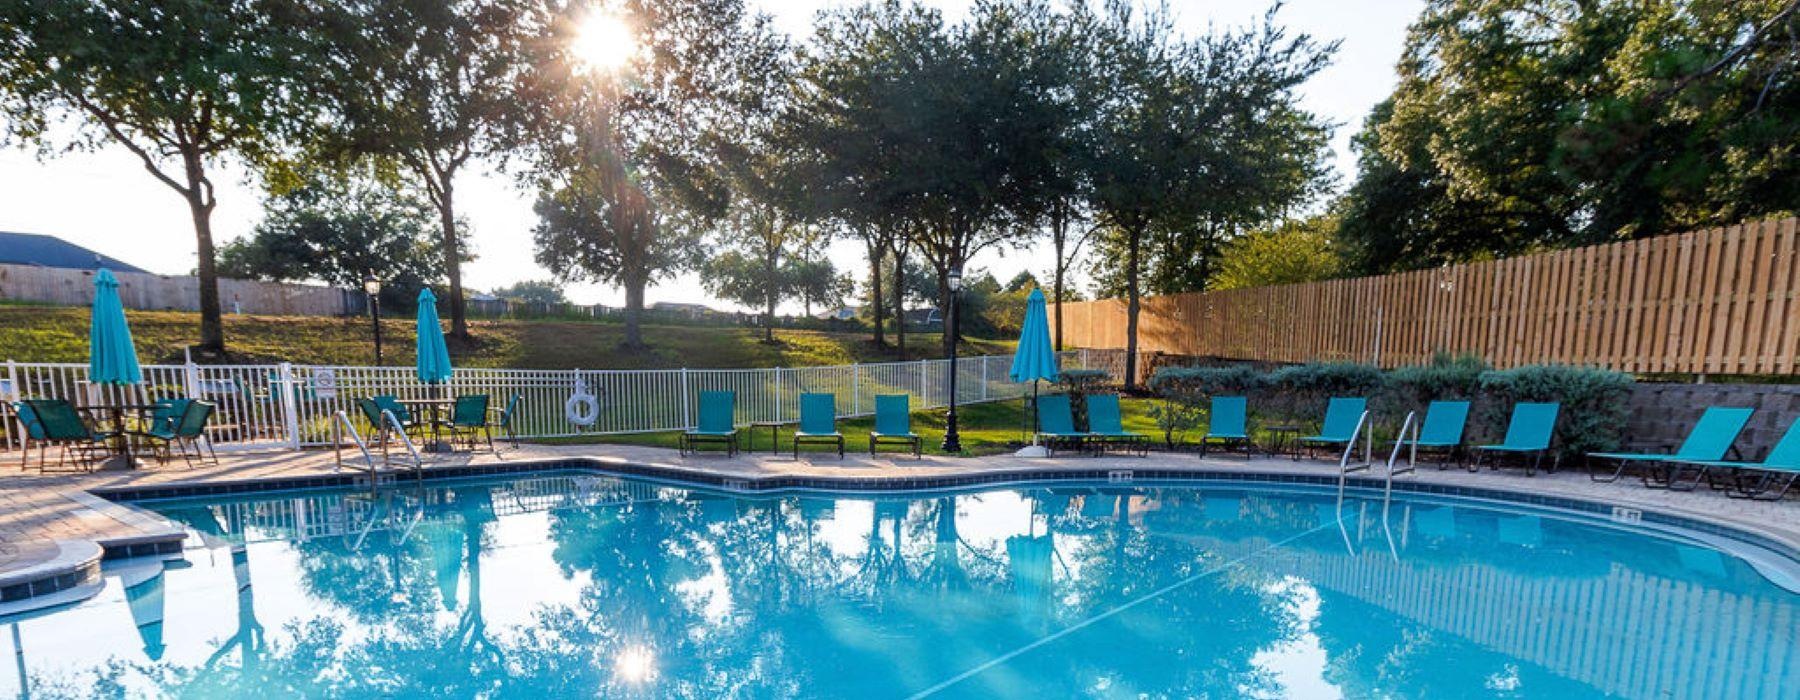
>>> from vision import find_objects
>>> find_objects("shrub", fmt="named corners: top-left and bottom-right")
top-left (1148, 365), bottom-right (1268, 398)
top-left (1477, 364), bottom-right (1634, 458)
top-left (1267, 362), bottom-right (1386, 422)
top-left (1386, 352), bottom-right (1488, 416)
top-left (1147, 398), bottom-right (1205, 449)
top-left (1054, 368), bottom-right (1112, 428)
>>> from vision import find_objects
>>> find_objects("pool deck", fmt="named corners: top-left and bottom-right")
top-left (2, 442), bottom-right (1798, 598)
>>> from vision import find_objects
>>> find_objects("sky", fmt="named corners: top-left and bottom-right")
top-left (0, 0), bottom-right (1423, 314)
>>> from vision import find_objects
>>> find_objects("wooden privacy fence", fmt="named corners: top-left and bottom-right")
top-left (0, 263), bottom-right (358, 316)
top-left (1053, 217), bottom-right (1800, 375)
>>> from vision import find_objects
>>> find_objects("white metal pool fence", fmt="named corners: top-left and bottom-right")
top-left (0, 350), bottom-right (1096, 452)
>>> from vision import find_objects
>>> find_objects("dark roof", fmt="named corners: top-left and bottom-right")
top-left (0, 232), bottom-right (147, 273)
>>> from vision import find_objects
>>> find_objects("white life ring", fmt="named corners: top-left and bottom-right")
top-left (565, 392), bottom-right (600, 427)
top-left (565, 372), bottom-right (600, 427)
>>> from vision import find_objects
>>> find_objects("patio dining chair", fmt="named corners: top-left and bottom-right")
top-left (488, 393), bottom-right (523, 448)
top-left (1198, 396), bottom-right (1252, 456)
top-left (869, 394), bottom-right (921, 458)
top-left (134, 400), bottom-right (219, 468)
top-left (1471, 402), bottom-right (1560, 476)
top-left (681, 391), bottom-right (738, 456)
top-left (793, 393), bottom-right (844, 459)
top-left (1585, 406), bottom-right (1753, 485)
top-left (445, 394), bottom-right (494, 453)
top-left (1298, 397), bottom-right (1368, 459)
top-left (1035, 394), bottom-right (1097, 456)
top-left (1086, 394), bottom-right (1149, 457)
top-left (18, 398), bottom-right (114, 472)
top-left (1662, 416), bottom-right (1800, 500)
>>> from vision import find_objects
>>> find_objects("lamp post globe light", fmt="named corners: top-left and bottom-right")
top-left (941, 266), bottom-right (963, 453)
top-left (364, 275), bottom-right (384, 365)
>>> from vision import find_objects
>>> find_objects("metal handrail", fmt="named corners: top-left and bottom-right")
top-left (1384, 410), bottom-right (1419, 500)
top-left (380, 409), bottom-right (422, 473)
top-left (331, 410), bottom-right (376, 476)
top-left (1336, 410), bottom-right (1374, 501)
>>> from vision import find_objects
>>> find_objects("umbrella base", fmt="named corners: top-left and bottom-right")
top-left (1013, 445), bottom-right (1051, 458)
top-left (97, 455), bottom-right (145, 472)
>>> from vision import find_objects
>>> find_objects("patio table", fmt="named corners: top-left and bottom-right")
top-left (398, 398), bottom-right (456, 453)
top-left (77, 403), bottom-right (159, 470)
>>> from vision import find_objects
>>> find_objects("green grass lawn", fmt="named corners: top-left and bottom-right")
top-left (0, 304), bottom-right (1012, 368)
top-left (539, 396), bottom-right (1164, 457)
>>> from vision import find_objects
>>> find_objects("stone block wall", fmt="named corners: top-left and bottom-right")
top-left (1625, 383), bottom-right (1800, 460)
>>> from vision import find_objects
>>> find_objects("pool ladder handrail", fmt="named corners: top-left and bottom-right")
top-left (331, 409), bottom-right (377, 477)
top-left (379, 408), bottom-right (423, 474)
top-left (1384, 410), bottom-right (1419, 501)
top-left (1335, 410), bottom-right (1375, 501)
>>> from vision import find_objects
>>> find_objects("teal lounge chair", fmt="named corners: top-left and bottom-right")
top-left (1472, 402), bottom-right (1560, 476)
top-left (1586, 406), bottom-right (1753, 484)
top-left (1299, 397), bottom-right (1368, 459)
top-left (1398, 400), bottom-right (1471, 469)
top-left (793, 393), bottom-right (844, 459)
top-left (1199, 396), bottom-right (1251, 456)
top-left (1663, 416), bottom-right (1800, 499)
top-left (132, 400), bottom-right (218, 468)
top-left (1086, 394), bottom-right (1149, 456)
top-left (1035, 394), bottom-right (1095, 455)
top-left (18, 399), bottom-right (114, 472)
top-left (681, 390), bottom-right (738, 456)
top-left (357, 395), bottom-right (423, 449)
top-left (869, 394), bottom-right (921, 458)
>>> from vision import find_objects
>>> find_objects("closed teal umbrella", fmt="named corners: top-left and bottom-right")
top-left (1010, 288), bottom-right (1059, 453)
top-left (89, 268), bottom-right (143, 385)
top-left (415, 288), bottom-right (453, 384)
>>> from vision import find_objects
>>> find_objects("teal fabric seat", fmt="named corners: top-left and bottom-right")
top-left (488, 393), bottom-right (523, 448)
top-left (1473, 402), bottom-right (1560, 476)
top-left (681, 391), bottom-right (738, 456)
top-left (445, 394), bottom-right (495, 453)
top-left (1035, 394), bottom-right (1096, 455)
top-left (1396, 400), bottom-right (1471, 468)
top-left (869, 394), bottom-right (921, 458)
top-left (1586, 406), bottom-right (1753, 484)
top-left (793, 392), bottom-right (844, 459)
top-left (1086, 394), bottom-right (1149, 456)
top-left (18, 398), bottom-right (112, 472)
top-left (1664, 416), bottom-right (1800, 500)
top-left (1199, 396), bottom-right (1252, 456)
top-left (133, 400), bottom-right (218, 468)
top-left (1299, 397), bottom-right (1368, 457)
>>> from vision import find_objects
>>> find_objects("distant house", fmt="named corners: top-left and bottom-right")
top-left (650, 301), bottom-right (715, 318)
top-left (0, 232), bottom-right (146, 273)
top-left (813, 305), bottom-right (861, 321)
top-left (903, 307), bottom-right (943, 326)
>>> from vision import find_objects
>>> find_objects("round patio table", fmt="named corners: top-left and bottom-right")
top-left (398, 398), bottom-right (456, 453)
top-left (78, 403), bottom-right (159, 471)
top-left (749, 421), bottom-right (784, 455)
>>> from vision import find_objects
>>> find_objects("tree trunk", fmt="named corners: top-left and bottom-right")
top-left (185, 188), bottom-right (225, 356)
top-left (434, 179), bottom-right (470, 340)
top-left (1124, 225), bottom-right (1142, 391)
top-left (763, 239), bottom-right (779, 342)
top-left (892, 243), bottom-right (907, 361)
top-left (867, 238), bottom-right (887, 348)
top-left (1051, 203), bottom-right (1067, 352)
top-left (622, 273), bottom-right (647, 349)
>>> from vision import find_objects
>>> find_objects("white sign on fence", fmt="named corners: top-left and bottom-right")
top-left (312, 368), bottom-right (339, 399)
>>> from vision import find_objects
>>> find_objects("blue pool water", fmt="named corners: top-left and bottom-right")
top-left (2, 471), bottom-right (1796, 699)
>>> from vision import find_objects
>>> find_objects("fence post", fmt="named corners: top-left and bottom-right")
top-left (277, 362), bottom-right (302, 450)
top-left (776, 367), bottom-right (785, 423)
top-left (4, 360), bottom-right (16, 451)
top-left (852, 363), bottom-right (862, 415)
top-left (183, 348), bottom-right (200, 399)
top-left (980, 356), bottom-right (989, 402)
top-left (919, 358), bottom-right (929, 407)
top-left (680, 367), bottom-right (692, 430)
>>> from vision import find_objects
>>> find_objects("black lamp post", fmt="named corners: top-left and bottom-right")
top-left (363, 275), bottom-right (384, 365)
top-left (941, 266), bottom-right (963, 453)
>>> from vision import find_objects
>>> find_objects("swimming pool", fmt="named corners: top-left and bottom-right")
top-left (3, 470), bottom-right (1796, 699)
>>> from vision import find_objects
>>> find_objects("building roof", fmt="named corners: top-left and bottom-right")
top-left (0, 232), bottom-right (147, 273)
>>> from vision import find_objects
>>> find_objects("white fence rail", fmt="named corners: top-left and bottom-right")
top-left (1, 350), bottom-right (1093, 452)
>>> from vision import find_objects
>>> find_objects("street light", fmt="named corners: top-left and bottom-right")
top-left (363, 275), bottom-right (383, 365)
top-left (941, 266), bottom-right (963, 453)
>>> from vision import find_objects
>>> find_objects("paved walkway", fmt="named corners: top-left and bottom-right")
top-left (2, 443), bottom-right (1798, 581)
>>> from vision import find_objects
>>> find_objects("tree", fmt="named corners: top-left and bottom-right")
top-left (1208, 214), bottom-right (1343, 291)
top-left (523, 0), bottom-right (762, 348)
top-left (1337, 0), bottom-right (1800, 272)
top-left (1003, 270), bottom-right (1039, 293)
top-left (491, 280), bottom-right (568, 305)
top-left (1084, 2), bottom-right (1332, 388)
top-left (0, 0), bottom-right (309, 356)
top-left (788, 257), bottom-right (854, 317)
top-left (302, 0), bottom-right (542, 341)
top-left (220, 168), bottom-right (452, 310)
